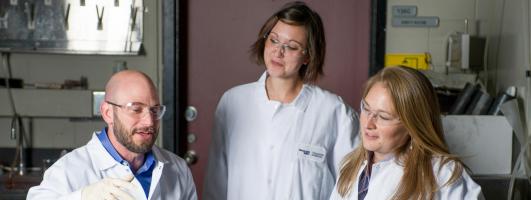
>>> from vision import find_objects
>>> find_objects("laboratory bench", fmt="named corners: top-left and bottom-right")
top-left (0, 172), bottom-right (41, 200)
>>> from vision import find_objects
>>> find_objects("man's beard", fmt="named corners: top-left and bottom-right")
top-left (113, 113), bottom-right (157, 154)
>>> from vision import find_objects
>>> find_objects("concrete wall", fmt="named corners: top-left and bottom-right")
top-left (492, 0), bottom-right (531, 174)
top-left (386, 0), bottom-right (530, 129)
top-left (493, 0), bottom-right (530, 116)
top-left (386, 0), bottom-right (497, 72)
top-left (386, 0), bottom-right (531, 175)
top-left (0, 0), bottom-right (162, 149)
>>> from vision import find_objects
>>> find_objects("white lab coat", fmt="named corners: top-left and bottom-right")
top-left (27, 132), bottom-right (197, 200)
top-left (329, 156), bottom-right (483, 200)
top-left (203, 72), bottom-right (360, 200)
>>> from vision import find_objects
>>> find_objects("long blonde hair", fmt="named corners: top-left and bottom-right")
top-left (337, 66), bottom-right (465, 200)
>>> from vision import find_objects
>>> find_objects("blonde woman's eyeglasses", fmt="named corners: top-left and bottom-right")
top-left (360, 101), bottom-right (400, 126)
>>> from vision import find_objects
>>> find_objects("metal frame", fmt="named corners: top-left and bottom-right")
top-left (369, 0), bottom-right (387, 76)
top-left (162, 0), bottom-right (177, 153)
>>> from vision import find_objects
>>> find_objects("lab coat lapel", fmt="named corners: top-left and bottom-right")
top-left (87, 132), bottom-right (147, 199)
top-left (87, 132), bottom-right (120, 172)
top-left (256, 71), bottom-right (277, 120)
top-left (147, 146), bottom-right (169, 200)
top-left (129, 180), bottom-right (149, 200)
top-left (292, 85), bottom-right (311, 112)
top-left (256, 71), bottom-right (311, 114)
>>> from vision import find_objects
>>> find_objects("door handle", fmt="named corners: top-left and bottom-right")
top-left (184, 150), bottom-right (198, 165)
top-left (185, 106), bottom-right (198, 122)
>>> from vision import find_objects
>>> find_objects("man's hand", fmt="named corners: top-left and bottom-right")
top-left (81, 174), bottom-right (136, 200)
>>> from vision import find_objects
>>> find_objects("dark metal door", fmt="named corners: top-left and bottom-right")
top-left (174, 1), bottom-right (371, 198)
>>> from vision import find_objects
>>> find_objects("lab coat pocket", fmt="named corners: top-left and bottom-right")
top-left (297, 144), bottom-right (326, 162)
top-left (289, 144), bottom-right (332, 199)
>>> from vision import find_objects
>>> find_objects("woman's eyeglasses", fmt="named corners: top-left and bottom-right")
top-left (264, 32), bottom-right (307, 57)
top-left (360, 101), bottom-right (400, 126)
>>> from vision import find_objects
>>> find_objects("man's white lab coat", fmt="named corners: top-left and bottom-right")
top-left (27, 132), bottom-right (197, 200)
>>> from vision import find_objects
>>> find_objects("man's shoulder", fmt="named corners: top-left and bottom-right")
top-left (53, 143), bottom-right (93, 167)
top-left (55, 134), bottom-right (110, 167)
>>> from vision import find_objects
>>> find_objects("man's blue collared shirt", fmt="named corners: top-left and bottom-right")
top-left (97, 128), bottom-right (156, 198)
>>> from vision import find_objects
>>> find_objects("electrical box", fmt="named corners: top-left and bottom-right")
top-left (385, 53), bottom-right (431, 70)
top-left (446, 32), bottom-right (486, 71)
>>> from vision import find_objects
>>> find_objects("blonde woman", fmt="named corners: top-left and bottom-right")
top-left (330, 66), bottom-right (482, 200)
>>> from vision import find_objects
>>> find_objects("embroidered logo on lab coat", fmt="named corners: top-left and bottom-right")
top-left (297, 145), bottom-right (326, 162)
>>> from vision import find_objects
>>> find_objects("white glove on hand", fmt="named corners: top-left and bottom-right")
top-left (81, 174), bottom-right (136, 200)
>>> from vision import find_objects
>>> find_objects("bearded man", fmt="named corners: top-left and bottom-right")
top-left (28, 70), bottom-right (197, 200)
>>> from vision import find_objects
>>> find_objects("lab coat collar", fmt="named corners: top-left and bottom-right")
top-left (89, 131), bottom-right (122, 171)
top-left (96, 128), bottom-right (128, 165)
top-left (257, 71), bottom-right (311, 112)
top-left (88, 131), bottom-right (169, 172)
top-left (150, 145), bottom-right (170, 164)
top-left (362, 151), bottom-right (396, 166)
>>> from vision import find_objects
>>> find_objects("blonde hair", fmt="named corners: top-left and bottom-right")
top-left (337, 66), bottom-right (465, 200)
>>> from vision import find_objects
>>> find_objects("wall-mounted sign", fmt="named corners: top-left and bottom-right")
top-left (392, 6), bottom-right (417, 17)
top-left (392, 16), bottom-right (440, 27)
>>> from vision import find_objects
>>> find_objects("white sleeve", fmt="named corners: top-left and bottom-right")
top-left (328, 184), bottom-right (349, 200)
top-left (26, 159), bottom-right (83, 200)
top-left (181, 162), bottom-right (199, 200)
top-left (436, 161), bottom-right (484, 200)
top-left (203, 93), bottom-right (229, 200)
top-left (331, 102), bottom-right (360, 179)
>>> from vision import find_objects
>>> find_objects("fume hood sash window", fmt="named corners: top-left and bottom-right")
top-left (0, 0), bottom-right (143, 55)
